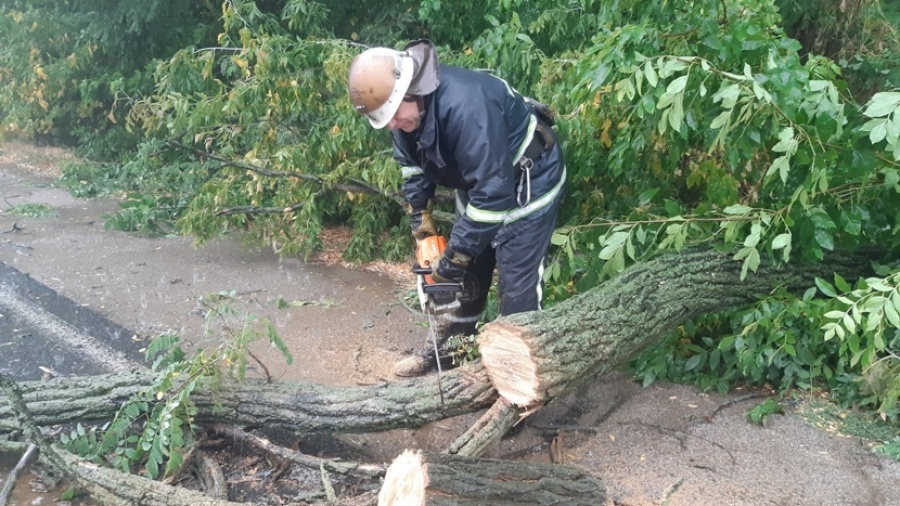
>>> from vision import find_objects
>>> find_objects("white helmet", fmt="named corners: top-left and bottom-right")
top-left (347, 48), bottom-right (415, 129)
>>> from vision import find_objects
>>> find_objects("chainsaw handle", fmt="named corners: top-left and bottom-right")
top-left (422, 282), bottom-right (464, 294)
top-left (412, 263), bottom-right (432, 275)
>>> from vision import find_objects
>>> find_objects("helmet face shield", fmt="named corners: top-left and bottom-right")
top-left (348, 48), bottom-right (415, 129)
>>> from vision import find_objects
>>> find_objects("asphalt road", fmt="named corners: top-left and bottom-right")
top-left (0, 261), bottom-right (144, 381)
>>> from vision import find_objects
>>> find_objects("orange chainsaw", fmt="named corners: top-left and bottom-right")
top-left (412, 235), bottom-right (474, 314)
top-left (412, 235), bottom-right (475, 406)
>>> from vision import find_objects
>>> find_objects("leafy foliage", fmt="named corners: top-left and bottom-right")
top-left (3, 0), bottom-right (900, 419)
top-left (0, 0), bottom-right (220, 156)
top-left (60, 290), bottom-right (292, 479)
top-left (4, 203), bottom-right (57, 218)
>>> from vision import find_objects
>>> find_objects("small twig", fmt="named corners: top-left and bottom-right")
top-left (320, 463), bottom-right (337, 505)
top-left (246, 350), bottom-right (272, 383)
top-left (619, 420), bottom-right (737, 467)
top-left (207, 424), bottom-right (383, 478)
top-left (0, 443), bottom-right (38, 506)
top-left (658, 476), bottom-right (686, 506)
top-left (2, 196), bottom-right (22, 210)
top-left (704, 392), bottom-right (773, 423)
top-left (1, 222), bottom-right (24, 234)
top-left (214, 201), bottom-right (311, 217)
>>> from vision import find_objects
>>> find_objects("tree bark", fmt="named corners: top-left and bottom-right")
top-left (378, 449), bottom-right (605, 506)
top-left (478, 248), bottom-right (877, 408)
top-left (1, 248), bottom-right (882, 505)
top-left (446, 397), bottom-right (522, 457)
top-left (45, 450), bottom-right (248, 506)
top-left (0, 364), bottom-right (497, 437)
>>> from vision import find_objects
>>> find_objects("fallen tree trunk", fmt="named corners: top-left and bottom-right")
top-left (0, 364), bottom-right (496, 436)
top-left (479, 248), bottom-right (877, 408)
top-left (378, 450), bottom-right (605, 506)
top-left (1, 247), bottom-right (882, 505)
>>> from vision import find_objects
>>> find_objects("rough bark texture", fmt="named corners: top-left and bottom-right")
top-left (49, 450), bottom-right (247, 506)
top-left (378, 450), bottom-right (605, 506)
top-left (0, 364), bottom-right (497, 436)
top-left (479, 248), bottom-right (877, 407)
top-left (446, 397), bottom-right (522, 457)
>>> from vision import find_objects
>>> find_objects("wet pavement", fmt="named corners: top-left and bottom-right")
top-left (0, 261), bottom-right (144, 381)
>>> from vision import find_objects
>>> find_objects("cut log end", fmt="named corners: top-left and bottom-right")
top-left (379, 450), bottom-right (607, 506)
top-left (478, 322), bottom-right (542, 407)
top-left (378, 450), bottom-right (427, 506)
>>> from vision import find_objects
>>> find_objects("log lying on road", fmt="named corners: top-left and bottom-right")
top-left (479, 248), bottom-right (876, 408)
top-left (0, 364), bottom-right (497, 436)
top-left (378, 449), bottom-right (605, 506)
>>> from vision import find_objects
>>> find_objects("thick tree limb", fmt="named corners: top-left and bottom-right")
top-left (378, 449), bottom-right (605, 506)
top-left (479, 248), bottom-right (879, 408)
top-left (0, 364), bottom-right (497, 437)
top-left (445, 397), bottom-right (522, 457)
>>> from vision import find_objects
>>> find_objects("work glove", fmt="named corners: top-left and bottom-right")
top-left (409, 201), bottom-right (437, 240)
top-left (432, 248), bottom-right (471, 283)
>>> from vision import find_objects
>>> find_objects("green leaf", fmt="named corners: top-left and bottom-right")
top-left (816, 278), bottom-right (837, 297)
top-left (667, 75), bottom-right (688, 94)
top-left (766, 155), bottom-right (790, 184)
top-left (868, 119), bottom-right (888, 144)
top-left (669, 97), bottom-right (684, 131)
top-left (744, 232), bottom-right (760, 248)
top-left (124, 402), bottom-right (141, 418)
top-left (770, 233), bottom-right (791, 250)
top-left (862, 92), bottom-right (900, 118)
top-left (598, 244), bottom-right (619, 260)
top-left (638, 188), bottom-right (660, 205)
top-left (723, 204), bottom-right (751, 215)
top-left (643, 60), bottom-right (658, 87)
top-left (783, 343), bottom-right (796, 357)
top-left (685, 354), bottom-right (703, 371)
top-left (772, 127), bottom-right (797, 154)
top-left (710, 110), bottom-right (731, 130)
top-left (718, 335), bottom-right (736, 350)
top-left (833, 274), bottom-right (851, 293)
top-left (814, 229), bottom-right (834, 251)
top-left (842, 314), bottom-right (857, 334)
top-left (883, 301), bottom-right (900, 328)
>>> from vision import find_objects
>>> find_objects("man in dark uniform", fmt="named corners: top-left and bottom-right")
top-left (347, 40), bottom-right (565, 376)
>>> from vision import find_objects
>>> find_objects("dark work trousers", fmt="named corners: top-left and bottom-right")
top-left (435, 145), bottom-right (565, 340)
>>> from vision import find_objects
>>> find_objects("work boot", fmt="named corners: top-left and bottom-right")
top-left (392, 345), bottom-right (458, 378)
top-left (392, 350), bottom-right (437, 378)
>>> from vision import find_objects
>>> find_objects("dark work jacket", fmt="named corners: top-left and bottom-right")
top-left (392, 65), bottom-right (563, 258)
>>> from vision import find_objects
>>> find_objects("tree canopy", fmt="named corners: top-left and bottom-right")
top-left (1, 0), bottom-right (899, 418)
